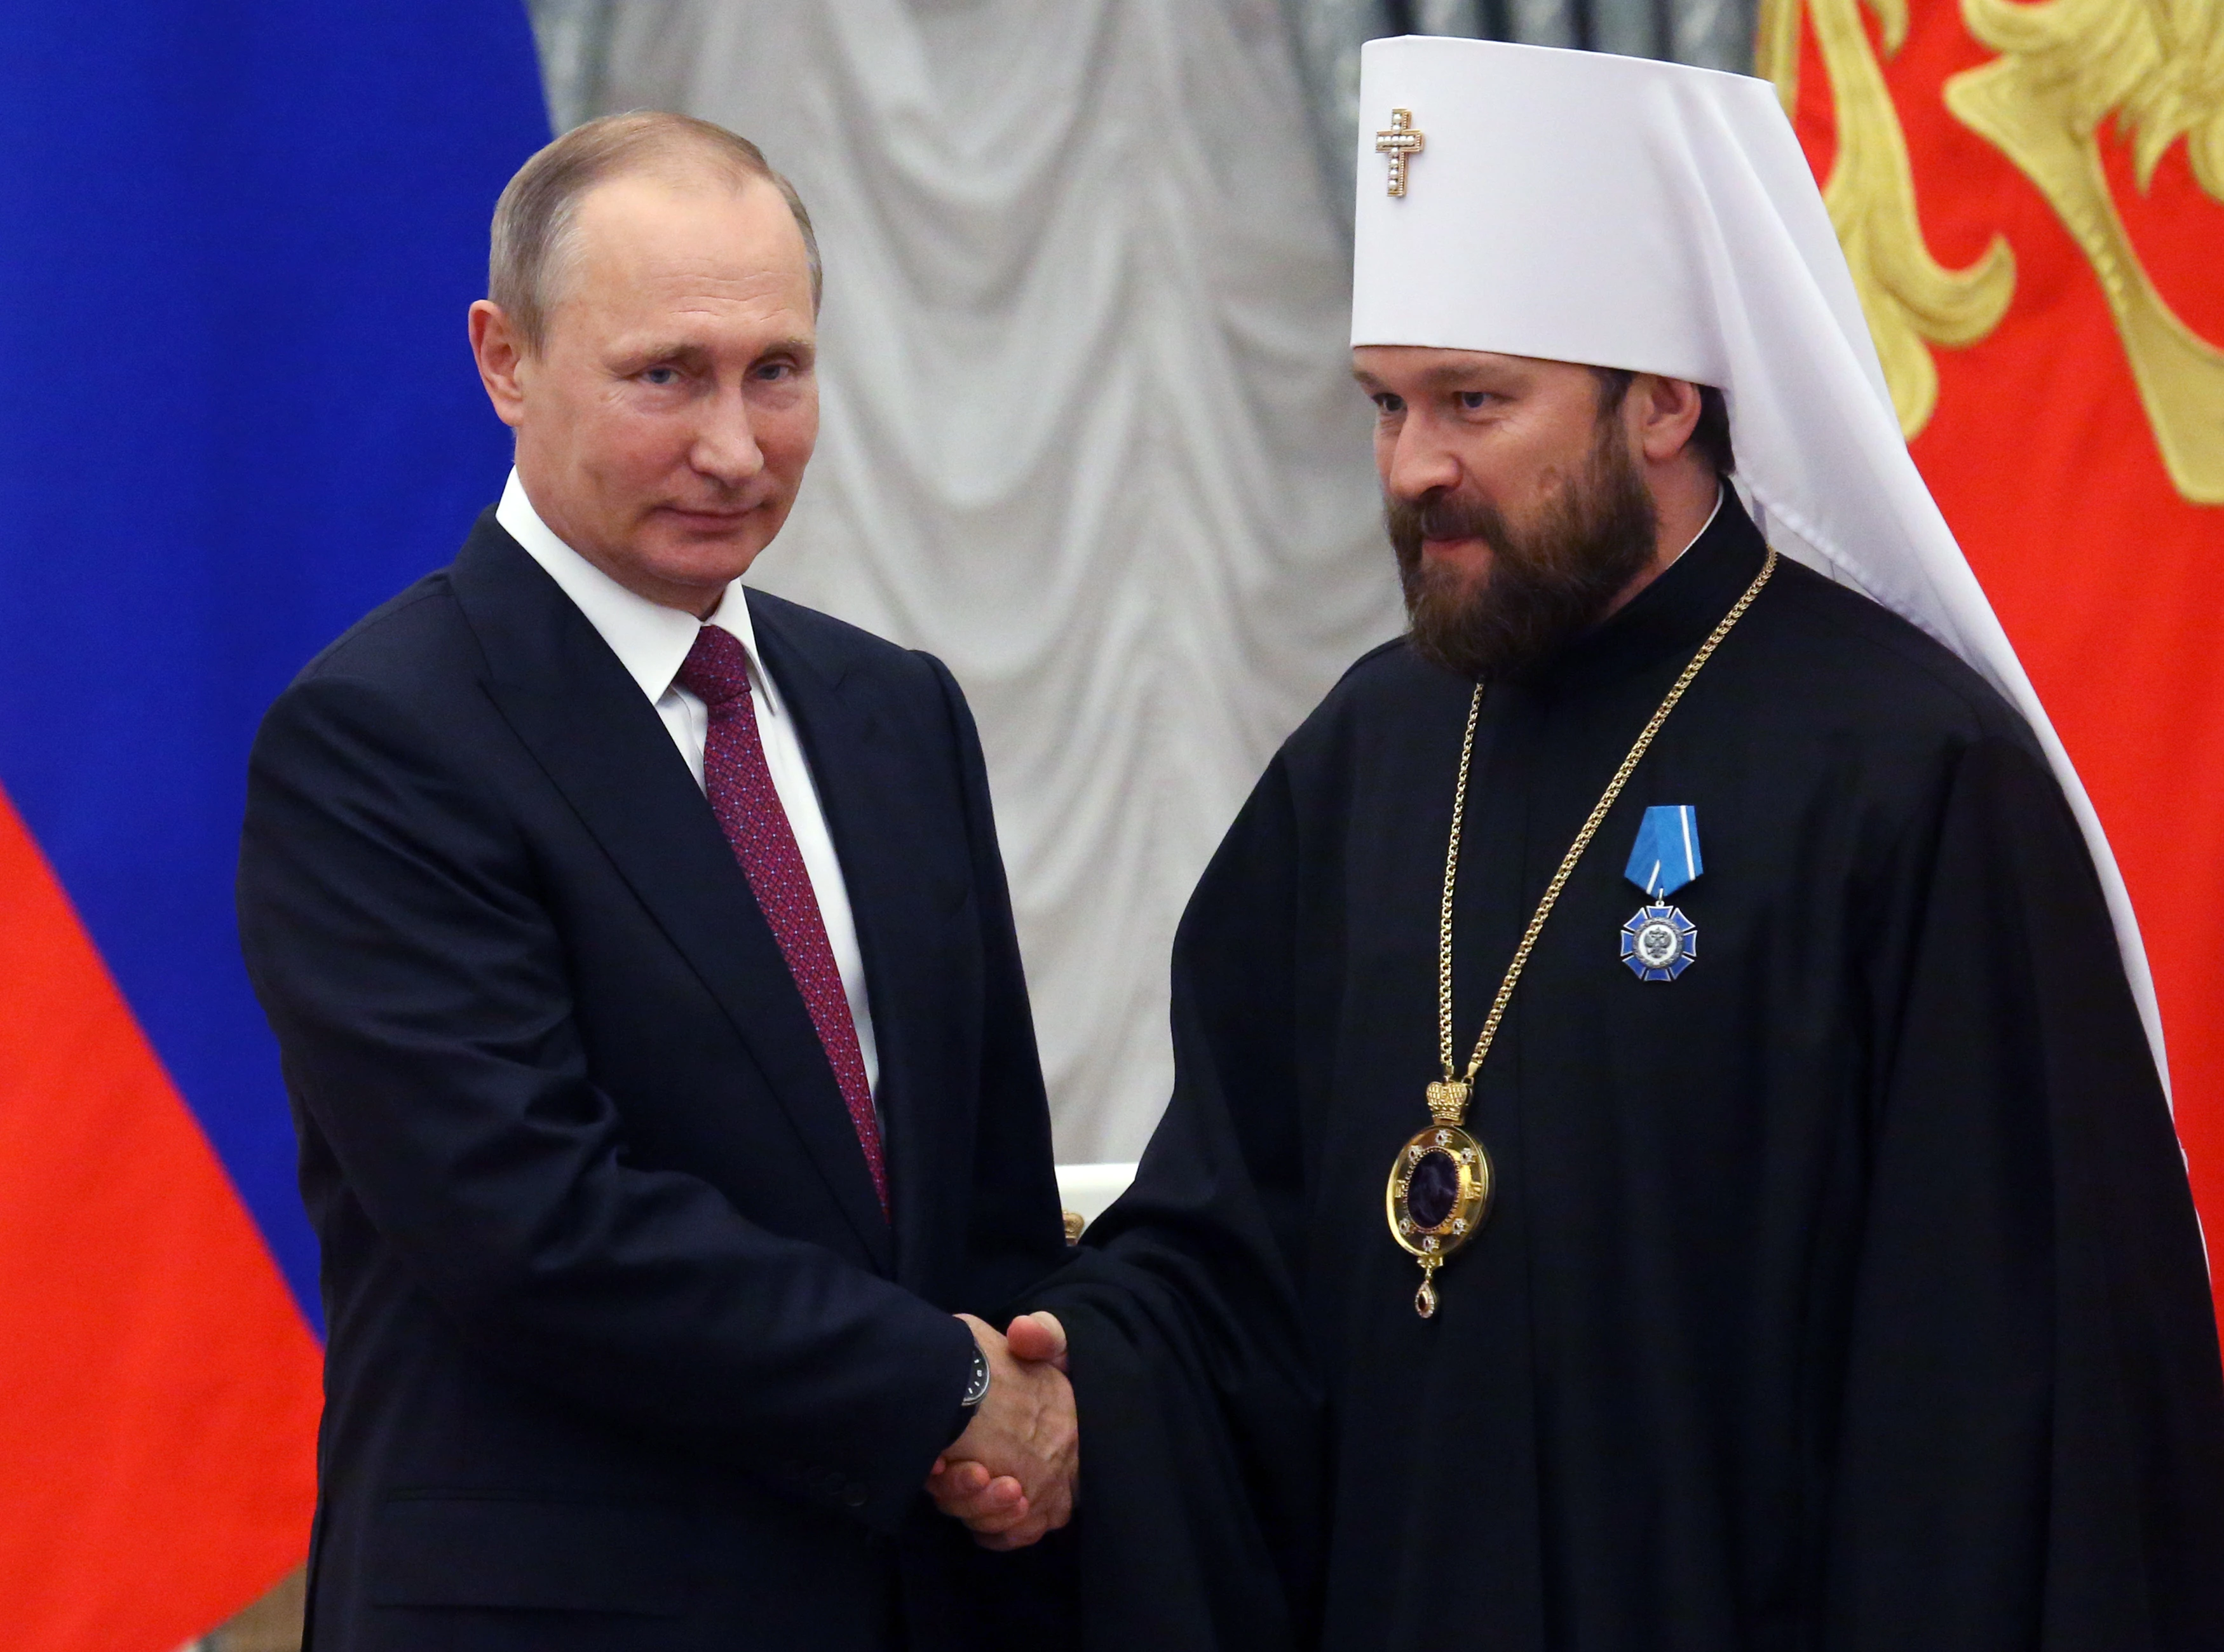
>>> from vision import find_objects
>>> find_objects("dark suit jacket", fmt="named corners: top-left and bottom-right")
top-left (236, 511), bottom-right (1072, 1651)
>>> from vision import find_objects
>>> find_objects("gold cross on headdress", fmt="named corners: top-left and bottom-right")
top-left (1376, 109), bottom-right (1425, 197)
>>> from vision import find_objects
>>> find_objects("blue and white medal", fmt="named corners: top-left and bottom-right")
top-left (1620, 805), bottom-right (1702, 981)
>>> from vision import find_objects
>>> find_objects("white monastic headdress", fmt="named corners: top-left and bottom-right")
top-left (1351, 35), bottom-right (2167, 1087)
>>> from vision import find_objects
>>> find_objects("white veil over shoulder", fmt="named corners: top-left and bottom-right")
top-left (1350, 34), bottom-right (2166, 1088)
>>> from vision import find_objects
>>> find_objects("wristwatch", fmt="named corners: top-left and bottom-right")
top-left (953, 1343), bottom-right (991, 1444)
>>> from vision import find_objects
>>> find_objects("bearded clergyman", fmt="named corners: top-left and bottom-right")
top-left (925, 36), bottom-right (2224, 1651)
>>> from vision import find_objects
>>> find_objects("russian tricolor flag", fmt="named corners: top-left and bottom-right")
top-left (0, 6), bottom-right (548, 1644)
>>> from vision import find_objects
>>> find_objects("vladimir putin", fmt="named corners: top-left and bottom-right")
top-left (237, 111), bottom-right (1075, 1651)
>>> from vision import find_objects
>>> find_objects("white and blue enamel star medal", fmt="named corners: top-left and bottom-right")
top-left (1622, 904), bottom-right (1697, 978)
top-left (1620, 805), bottom-right (1702, 981)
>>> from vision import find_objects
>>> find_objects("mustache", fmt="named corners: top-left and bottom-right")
top-left (1385, 489), bottom-right (1507, 553)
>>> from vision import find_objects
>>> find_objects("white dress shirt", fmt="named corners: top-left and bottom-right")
top-left (497, 470), bottom-right (879, 1095)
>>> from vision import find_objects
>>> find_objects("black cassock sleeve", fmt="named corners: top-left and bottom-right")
top-left (1829, 732), bottom-right (2224, 1648)
top-left (1028, 754), bottom-right (1327, 1652)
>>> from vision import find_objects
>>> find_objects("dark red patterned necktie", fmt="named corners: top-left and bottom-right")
top-left (677, 624), bottom-right (888, 1217)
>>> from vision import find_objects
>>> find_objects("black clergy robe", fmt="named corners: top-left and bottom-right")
top-left (1034, 492), bottom-right (2224, 1651)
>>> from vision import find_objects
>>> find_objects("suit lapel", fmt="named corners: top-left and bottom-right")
top-left (448, 520), bottom-right (894, 1270)
top-left (749, 593), bottom-right (959, 1290)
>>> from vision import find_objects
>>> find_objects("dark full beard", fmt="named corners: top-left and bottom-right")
top-left (1388, 421), bottom-right (1660, 680)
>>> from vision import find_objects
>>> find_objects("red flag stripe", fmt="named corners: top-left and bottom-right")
top-left (0, 784), bottom-right (321, 1651)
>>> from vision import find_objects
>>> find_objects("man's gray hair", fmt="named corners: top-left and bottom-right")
top-left (489, 110), bottom-right (822, 352)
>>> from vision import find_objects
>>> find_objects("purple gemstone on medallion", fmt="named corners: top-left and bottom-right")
top-left (1407, 1149), bottom-right (1460, 1230)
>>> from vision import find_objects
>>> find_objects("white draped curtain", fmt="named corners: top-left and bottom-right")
top-left (520, 0), bottom-right (1752, 1164)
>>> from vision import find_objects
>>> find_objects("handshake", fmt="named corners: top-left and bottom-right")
top-left (925, 1311), bottom-right (1076, 1549)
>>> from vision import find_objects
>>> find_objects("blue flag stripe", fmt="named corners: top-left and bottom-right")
top-left (0, 2), bottom-right (551, 1329)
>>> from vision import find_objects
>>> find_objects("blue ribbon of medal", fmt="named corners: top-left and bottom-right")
top-left (1620, 805), bottom-right (1700, 980)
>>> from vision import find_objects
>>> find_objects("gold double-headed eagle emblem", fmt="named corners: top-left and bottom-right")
top-left (1757, 0), bottom-right (2224, 502)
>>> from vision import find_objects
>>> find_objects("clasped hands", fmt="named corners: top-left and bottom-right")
top-left (926, 1311), bottom-right (1073, 1549)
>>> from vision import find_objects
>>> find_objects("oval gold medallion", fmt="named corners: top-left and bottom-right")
top-left (1385, 1124), bottom-right (1493, 1315)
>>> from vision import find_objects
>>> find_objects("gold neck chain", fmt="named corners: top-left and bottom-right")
top-left (1433, 548), bottom-right (1778, 1099)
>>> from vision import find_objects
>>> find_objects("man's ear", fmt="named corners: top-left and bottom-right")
top-left (1629, 374), bottom-right (1704, 466)
top-left (469, 300), bottom-right (529, 430)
